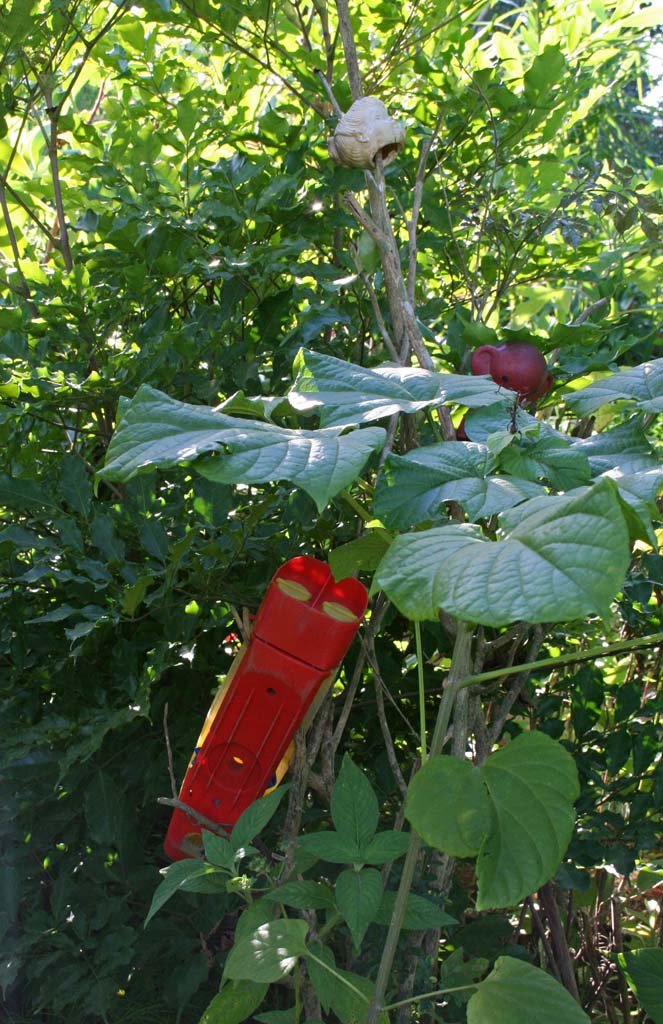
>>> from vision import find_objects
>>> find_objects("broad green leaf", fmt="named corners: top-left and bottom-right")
top-left (375, 891), bottom-right (457, 930)
top-left (234, 900), bottom-right (277, 943)
top-left (405, 757), bottom-right (490, 857)
top-left (499, 435), bottom-right (591, 491)
top-left (307, 945), bottom-right (388, 1024)
top-left (202, 830), bottom-right (234, 869)
top-left (289, 350), bottom-right (502, 427)
top-left (362, 831), bottom-right (411, 864)
top-left (198, 980), bottom-right (268, 1024)
top-left (375, 443), bottom-right (543, 528)
top-left (619, 948), bottom-right (663, 1023)
top-left (100, 384), bottom-right (385, 511)
top-left (574, 421), bottom-right (660, 476)
top-left (223, 920), bottom-right (308, 983)
top-left (329, 533), bottom-right (391, 580)
top-left (231, 785), bottom-right (288, 854)
top-left (0, 474), bottom-right (58, 511)
top-left (335, 867), bottom-right (383, 950)
top-left (375, 479), bottom-right (630, 625)
top-left (84, 771), bottom-right (131, 847)
top-left (59, 455), bottom-right (92, 516)
top-left (145, 860), bottom-right (227, 926)
top-left (566, 358), bottom-right (663, 415)
top-left (331, 754), bottom-right (379, 850)
top-left (467, 956), bottom-right (590, 1024)
top-left (264, 880), bottom-right (335, 910)
top-left (296, 830), bottom-right (364, 863)
top-left (477, 732), bottom-right (579, 910)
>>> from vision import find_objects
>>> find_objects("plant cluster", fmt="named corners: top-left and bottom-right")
top-left (1, 1), bottom-right (662, 1023)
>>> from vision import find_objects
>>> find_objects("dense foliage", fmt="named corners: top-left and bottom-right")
top-left (1, 1), bottom-right (662, 1022)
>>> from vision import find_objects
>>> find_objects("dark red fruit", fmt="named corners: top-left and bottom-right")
top-left (471, 341), bottom-right (552, 401)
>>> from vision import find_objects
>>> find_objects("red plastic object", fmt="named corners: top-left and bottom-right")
top-left (164, 556), bottom-right (368, 860)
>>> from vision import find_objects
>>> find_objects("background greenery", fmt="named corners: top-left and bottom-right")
top-left (1, 0), bottom-right (662, 1021)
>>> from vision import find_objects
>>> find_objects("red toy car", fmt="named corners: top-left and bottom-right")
top-left (164, 556), bottom-right (368, 860)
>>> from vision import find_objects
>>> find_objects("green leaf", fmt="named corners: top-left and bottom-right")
top-left (289, 350), bottom-right (502, 427)
top-left (467, 956), bottom-right (590, 1024)
top-left (375, 444), bottom-right (543, 528)
top-left (477, 732), bottom-right (579, 910)
top-left (59, 455), bottom-right (92, 516)
top-left (499, 436), bottom-right (591, 491)
top-left (231, 785), bottom-right (288, 855)
top-left (335, 868), bottom-right (383, 950)
top-left (0, 474), bottom-right (58, 511)
top-left (224, 920), bottom-right (309, 983)
top-left (574, 421), bottom-right (660, 476)
top-left (567, 358), bottom-right (663, 415)
top-left (331, 754), bottom-right (379, 850)
top-left (375, 891), bottom-right (457, 930)
top-left (145, 861), bottom-right (227, 926)
top-left (198, 980), bottom-right (268, 1024)
top-left (100, 385), bottom-right (385, 512)
top-left (362, 831), bottom-right (411, 864)
top-left (264, 880), bottom-right (335, 910)
top-left (405, 757), bottom-right (490, 857)
top-left (375, 479), bottom-right (630, 625)
top-left (307, 945), bottom-right (389, 1024)
top-left (202, 830), bottom-right (234, 869)
top-left (296, 831), bottom-right (365, 863)
top-left (619, 947), bottom-right (663, 1023)
top-left (329, 533), bottom-right (391, 580)
top-left (84, 771), bottom-right (131, 847)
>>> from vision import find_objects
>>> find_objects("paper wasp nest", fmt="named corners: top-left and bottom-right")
top-left (328, 97), bottom-right (406, 169)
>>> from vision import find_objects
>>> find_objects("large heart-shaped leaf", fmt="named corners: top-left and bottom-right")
top-left (619, 947), bottom-right (663, 1024)
top-left (566, 357), bottom-right (663, 415)
top-left (100, 385), bottom-right (385, 511)
top-left (499, 435), bottom-right (591, 491)
top-left (224, 920), bottom-right (309, 983)
top-left (405, 733), bottom-right (579, 909)
top-left (467, 957), bottom-right (590, 1024)
top-left (405, 757), bottom-right (490, 858)
top-left (574, 421), bottom-right (660, 476)
top-left (289, 350), bottom-right (502, 427)
top-left (476, 731), bottom-right (579, 909)
top-left (375, 478), bottom-right (630, 625)
top-left (375, 443), bottom-right (543, 528)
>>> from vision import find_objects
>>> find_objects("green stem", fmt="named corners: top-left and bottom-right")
top-left (383, 982), bottom-right (479, 1011)
top-left (365, 622), bottom-right (473, 1024)
top-left (414, 620), bottom-right (427, 762)
top-left (306, 952), bottom-right (369, 1003)
top-left (462, 630), bottom-right (663, 690)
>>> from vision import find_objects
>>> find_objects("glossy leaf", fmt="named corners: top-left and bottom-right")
top-left (224, 920), bottom-right (309, 983)
top-left (477, 732), bottom-right (579, 909)
top-left (467, 957), bottom-right (590, 1023)
top-left (375, 479), bottom-right (630, 625)
top-left (100, 384), bottom-right (385, 511)
top-left (405, 757), bottom-right (490, 858)
top-left (289, 349), bottom-right (502, 427)
top-left (567, 358), bottom-right (663, 415)
top-left (619, 948), bottom-right (663, 1023)
top-left (198, 980), bottom-right (268, 1024)
top-left (335, 867), bottom-right (383, 950)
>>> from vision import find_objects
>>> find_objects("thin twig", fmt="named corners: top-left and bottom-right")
top-left (156, 796), bottom-right (230, 836)
top-left (334, 0), bottom-right (363, 100)
top-left (163, 702), bottom-right (178, 799)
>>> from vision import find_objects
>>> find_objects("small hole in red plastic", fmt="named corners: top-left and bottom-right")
top-left (266, 686), bottom-right (277, 696)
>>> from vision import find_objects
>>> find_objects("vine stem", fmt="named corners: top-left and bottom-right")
top-left (462, 630), bottom-right (663, 689)
top-left (366, 622), bottom-right (473, 1023)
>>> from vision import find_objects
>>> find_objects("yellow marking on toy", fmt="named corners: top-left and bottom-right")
top-left (276, 579), bottom-right (311, 601)
top-left (322, 600), bottom-right (357, 622)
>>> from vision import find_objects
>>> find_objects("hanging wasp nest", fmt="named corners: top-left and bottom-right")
top-left (328, 97), bottom-right (406, 169)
